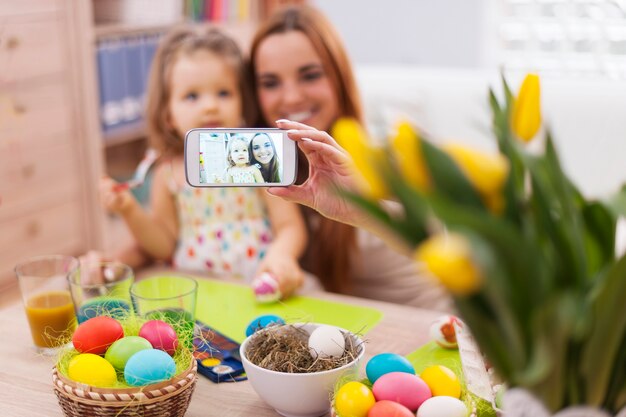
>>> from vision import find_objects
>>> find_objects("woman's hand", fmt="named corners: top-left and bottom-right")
top-left (100, 177), bottom-right (137, 215)
top-left (269, 119), bottom-right (363, 227)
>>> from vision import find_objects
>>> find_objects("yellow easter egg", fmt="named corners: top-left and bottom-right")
top-left (420, 365), bottom-right (462, 398)
top-left (335, 381), bottom-right (375, 417)
top-left (68, 353), bottom-right (117, 387)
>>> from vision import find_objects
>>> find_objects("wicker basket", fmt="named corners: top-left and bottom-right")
top-left (52, 359), bottom-right (197, 417)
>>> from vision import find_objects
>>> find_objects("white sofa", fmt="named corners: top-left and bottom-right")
top-left (356, 66), bottom-right (626, 198)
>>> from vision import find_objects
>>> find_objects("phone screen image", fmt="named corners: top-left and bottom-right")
top-left (198, 131), bottom-right (284, 185)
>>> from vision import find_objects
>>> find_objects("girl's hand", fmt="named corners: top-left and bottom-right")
top-left (100, 176), bottom-right (136, 214)
top-left (254, 253), bottom-right (304, 299)
top-left (269, 120), bottom-right (363, 227)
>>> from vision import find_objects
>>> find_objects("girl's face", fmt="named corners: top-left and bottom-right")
top-left (255, 31), bottom-right (339, 131)
top-left (251, 134), bottom-right (275, 166)
top-left (230, 140), bottom-right (249, 166)
top-left (167, 50), bottom-right (242, 137)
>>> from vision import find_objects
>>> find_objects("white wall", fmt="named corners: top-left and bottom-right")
top-left (313, 0), bottom-right (493, 67)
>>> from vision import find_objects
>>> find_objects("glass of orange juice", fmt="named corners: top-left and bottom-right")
top-left (15, 255), bottom-right (79, 354)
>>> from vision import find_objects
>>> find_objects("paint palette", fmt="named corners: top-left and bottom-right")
top-left (193, 320), bottom-right (246, 383)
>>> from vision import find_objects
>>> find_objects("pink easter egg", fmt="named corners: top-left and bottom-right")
top-left (139, 320), bottom-right (178, 355)
top-left (372, 372), bottom-right (432, 411)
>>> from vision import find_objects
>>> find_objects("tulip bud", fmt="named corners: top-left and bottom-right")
top-left (415, 233), bottom-right (483, 296)
top-left (511, 73), bottom-right (541, 142)
top-left (391, 120), bottom-right (430, 192)
top-left (332, 118), bottom-right (388, 199)
top-left (442, 143), bottom-right (509, 200)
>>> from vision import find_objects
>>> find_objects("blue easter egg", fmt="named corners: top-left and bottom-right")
top-left (124, 349), bottom-right (176, 386)
top-left (245, 314), bottom-right (285, 337)
top-left (366, 352), bottom-right (415, 384)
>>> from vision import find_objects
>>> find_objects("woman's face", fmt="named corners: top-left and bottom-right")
top-left (255, 31), bottom-right (339, 131)
top-left (251, 134), bottom-right (275, 166)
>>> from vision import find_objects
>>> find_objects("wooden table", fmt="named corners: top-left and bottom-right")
top-left (0, 281), bottom-right (444, 417)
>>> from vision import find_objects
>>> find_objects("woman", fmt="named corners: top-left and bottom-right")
top-left (249, 5), bottom-right (451, 310)
top-left (249, 132), bottom-right (281, 182)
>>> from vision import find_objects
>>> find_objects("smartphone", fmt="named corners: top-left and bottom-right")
top-left (184, 128), bottom-right (297, 187)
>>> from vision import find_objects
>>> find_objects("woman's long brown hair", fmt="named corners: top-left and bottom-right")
top-left (249, 5), bottom-right (364, 293)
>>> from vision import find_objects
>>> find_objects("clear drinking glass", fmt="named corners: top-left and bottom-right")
top-left (68, 261), bottom-right (134, 324)
top-left (130, 275), bottom-right (198, 346)
top-left (15, 255), bottom-right (79, 354)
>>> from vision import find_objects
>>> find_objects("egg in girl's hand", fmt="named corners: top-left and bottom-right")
top-left (366, 352), bottom-right (415, 383)
top-left (308, 325), bottom-right (345, 359)
top-left (105, 336), bottom-right (153, 371)
top-left (252, 272), bottom-right (282, 303)
top-left (429, 315), bottom-right (462, 349)
top-left (124, 349), bottom-right (176, 386)
top-left (372, 372), bottom-right (432, 411)
top-left (139, 320), bottom-right (178, 355)
top-left (367, 400), bottom-right (414, 417)
top-left (68, 353), bottom-right (117, 387)
top-left (416, 396), bottom-right (468, 417)
top-left (334, 381), bottom-right (375, 417)
top-left (72, 316), bottom-right (124, 355)
top-left (420, 365), bottom-right (462, 398)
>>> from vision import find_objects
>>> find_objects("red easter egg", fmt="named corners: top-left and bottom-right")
top-left (139, 320), bottom-right (178, 355)
top-left (368, 400), bottom-right (414, 417)
top-left (72, 316), bottom-right (124, 355)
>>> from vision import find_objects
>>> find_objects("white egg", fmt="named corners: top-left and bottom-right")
top-left (429, 315), bottom-right (462, 349)
top-left (417, 396), bottom-right (468, 417)
top-left (308, 325), bottom-right (345, 359)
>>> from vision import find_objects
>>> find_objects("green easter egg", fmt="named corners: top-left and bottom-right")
top-left (105, 336), bottom-right (153, 371)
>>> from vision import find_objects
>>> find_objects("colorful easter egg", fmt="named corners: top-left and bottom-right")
top-left (335, 381), bottom-right (376, 417)
top-left (105, 336), bottom-right (153, 371)
top-left (72, 316), bottom-right (124, 355)
top-left (68, 353), bottom-right (117, 387)
top-left (420, 365), bottom-right (462, 398)
top-left (416, 396), bottom-right (468, 417)
top-left (139, 320), bottom-right (178, 355)
top-left (308, 325), bottom-right (345, 359)
top-left (367, 400), bottom-right (414, 417)
top-left (429, 315), bottom-right (462, 349)
top-left (366, 352), bottom-right (415, 384)
top-left (124, 349), bottom-right (176, 386)
top-left (372, 372), bottom-right (432, 411)
top-left (252, 272), bottom-right (281, 303)
top-left (245, 314), bottom-right (285, 337)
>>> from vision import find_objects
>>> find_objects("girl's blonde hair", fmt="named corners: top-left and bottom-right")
top-left (146, 26), bottom-right (256, 156)
top-left (249, 5), bottom-right (363, 294)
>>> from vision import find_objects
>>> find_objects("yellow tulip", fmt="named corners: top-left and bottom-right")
top-left (511, 73), bottom-right (541, 142)
top-left (332, 118), bottom-right (388, 199)
top-left (442, 143), bottom-right (509, 197)
top-left (414, 233), bottom-right (483, 296)
top-left (390, 120), bottom-right (430, 192)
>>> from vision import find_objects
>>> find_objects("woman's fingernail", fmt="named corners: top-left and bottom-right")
top-left (275, 119), bottom-right (289, 124)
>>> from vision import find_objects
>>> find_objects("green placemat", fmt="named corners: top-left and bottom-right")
top-left (406, 341), bottom-right (462, 377)
top-left (195, 279), bottom-right (383, 343)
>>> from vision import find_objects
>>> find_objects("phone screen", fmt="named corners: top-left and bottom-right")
top-left (198, 131), bottom-right (284, 185)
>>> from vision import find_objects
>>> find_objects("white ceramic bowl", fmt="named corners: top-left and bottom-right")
top-left (240, 323), bottom-right (365, 417)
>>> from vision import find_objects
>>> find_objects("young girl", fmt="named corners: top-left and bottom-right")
top-left (223, 135), bottom-right (265, 183)
top-left (101, 26), bottom-right (307, 297)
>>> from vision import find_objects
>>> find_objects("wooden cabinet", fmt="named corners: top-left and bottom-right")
top-left (0, 1), bottom-right (102, 287)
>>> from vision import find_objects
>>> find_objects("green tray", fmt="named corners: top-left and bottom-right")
top-left (195, 279), bottom-right (383, 343)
